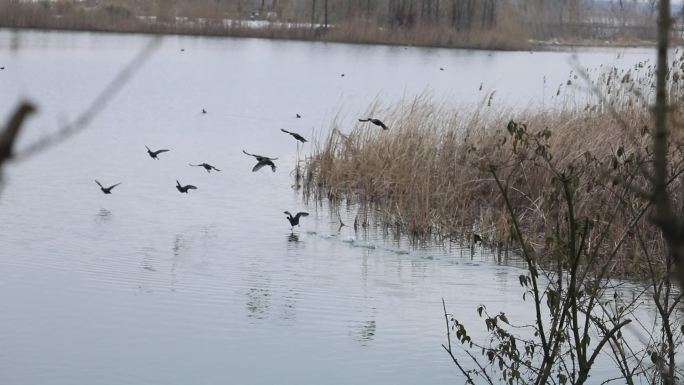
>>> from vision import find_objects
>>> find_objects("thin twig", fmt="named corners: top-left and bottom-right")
top-left (442, 298), bottom-right (474, 384)
top-left (13, 37), bottom-right (162, 162)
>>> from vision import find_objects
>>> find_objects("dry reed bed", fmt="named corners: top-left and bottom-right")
top-left (303, 58), bottom-right (684, 277)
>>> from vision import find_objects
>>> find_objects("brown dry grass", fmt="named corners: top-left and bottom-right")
top-left (303, 54), bottom-right (684, 278)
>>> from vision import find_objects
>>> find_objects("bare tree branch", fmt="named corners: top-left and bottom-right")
top-left (12, 37), bottom-right (162, 162)
top-left (0, 102), bottom-right (36, 166)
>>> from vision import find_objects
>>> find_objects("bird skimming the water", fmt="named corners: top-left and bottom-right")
top-left (243, 150), bottom-right (277, 172)
top-left (358, 118), bottom-right (388, 130)
top-left (189, 163), bottom-right (221, 173)
top-left (176, 180), bottom-right (197, 193)
top-left (284, 211), bottom-right (309, 230)
top-left (95, 180), bottom-right (121, 194)
top-left (146, 145), bottom-right (170, 160)
top-left (281, 129), bottom-right (307, 143)
top-left (202, 108), bottom-right (207, 114)
top-left (296, 113), bottom-right (301, 118)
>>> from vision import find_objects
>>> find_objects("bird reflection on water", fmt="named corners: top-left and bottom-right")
top-left (95, 208), bottom-right (112, 223)
top-left (281, 289), bottom-right (299, 323)
top-left (358, 320), bottom-right (376, 343)
top-left (287, 233), bottom-right (300, 243)
top-left (141, 256), bottom-right (156, 272)
top-left (245, 287), bottom-right (271, 320)
top-left (169, 234), bottom-right (187, 292)
top-left (172, 234), bottom-right (185, 258)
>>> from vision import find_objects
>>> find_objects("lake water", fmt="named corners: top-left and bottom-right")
top-left (0, 29), bottom-right (655, 384)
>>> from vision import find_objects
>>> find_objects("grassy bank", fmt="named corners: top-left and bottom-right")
top-left (303, 57), bottom-right (684, 278)
top-left (0, 0), bottom-right (673, 50)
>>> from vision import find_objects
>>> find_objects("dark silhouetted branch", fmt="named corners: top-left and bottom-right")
top-left (0, 102), bottom-right (36, 167)
top-left (13, 37), bottom-right (161, 162)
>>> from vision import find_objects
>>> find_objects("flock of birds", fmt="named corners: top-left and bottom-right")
top-left (94, 111), bottom-right (389, 231)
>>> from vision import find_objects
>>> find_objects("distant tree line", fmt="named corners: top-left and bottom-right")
top-left (247, 0), bottom-right (502, 30)
top-left (94, 0), bottom-right (593, 30)
top-left (167, 0), bottom-right (657, 38)
top-left (0, 0), bottom-right (669, 43)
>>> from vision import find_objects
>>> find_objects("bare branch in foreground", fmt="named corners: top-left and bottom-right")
top-left (12, 37), bottom-right (162, 162)
top-left (0, 102), bottom-right (36, 167)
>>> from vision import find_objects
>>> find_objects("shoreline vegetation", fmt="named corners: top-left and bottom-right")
top-left (1, 0), bottom-right (682, 50)
top-left (303, 54), bottom-right (684, 279)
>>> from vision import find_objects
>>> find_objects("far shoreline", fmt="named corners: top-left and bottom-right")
top-left (0, 23), bottom-right (662, 53)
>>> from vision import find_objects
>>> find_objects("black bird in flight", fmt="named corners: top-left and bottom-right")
top-left (242, 150), bottom-right (278, 162)
top-left (284, 211), bottom-right (309, 230)
top-left (296, 113), bottom-right (301, 118)
top-left (281, 129), bottom-right (307, 143)
top-left (189, 163), bottom-right (221, 173)
top-left (146, 145), bottom-right (170, 160)
top-left (95, 180), bottom-right (121, 194)
top-left (243, 150), bottom-right (277, 172)
top-left (202, 108), bottom-right (207, 114)
top-left (358, 118), bottom-right (388, 130)
top-left (253, 159), bottom-right (276, 172)
top-left (176, 180), bottom-right (197, 193)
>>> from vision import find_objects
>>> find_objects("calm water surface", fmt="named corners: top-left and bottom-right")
top-left (0, 30), bottom-right (654, 384)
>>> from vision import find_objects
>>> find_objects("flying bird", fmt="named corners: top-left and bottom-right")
top-left (284, 211), bottom-right (309, 230)
top-left (281, 129), bottom-right (307, 143)
top-left (242, 150), bottom-right (277, 162)
top-left (202, 108), bottom-right (207, 114)
top-left (95, 180), bottom-right (121, 194)
top-left (189, 163), bottom-right (221, 173)
top-left (146, 145), bottom-right (170, 160)
top-left (243, 150), bottom-right (277, 172)
top-left (176, 180), bottom-right (197, 193)
top-left (296, 113), bottom-right (301, 118)
top-left (253, 158), bottom-right (276, 172)
top-left (358, 118), bottom-right (388, 130)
